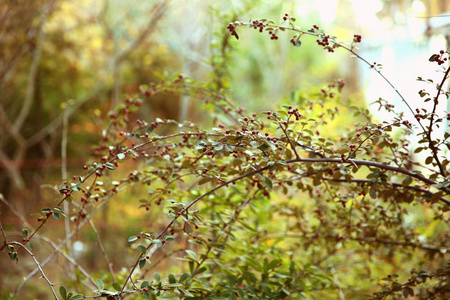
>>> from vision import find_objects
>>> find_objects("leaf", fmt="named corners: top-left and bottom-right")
top-left (60, 286), bottom-right (67, 300)
top-left (429, 54), bottom-right (439, 62)
top-left (263, 176), bottom-right (273, 189)
top-left (179, 272), bottom-right (191, 283)
top-left (96, 279), bottom-right (104, 291)
top-left (28, 241), bottom-right (34, 251)
top-left (169, 273), bottom-right (176, 284)
top-left (139, 257), bottom-right (146, 268)
top-left (142, 290), bottom-right (151, 300)
top-left (179, 288), bottom-right (194, 297)
top-left (258, 144), bottom-right (270, 152)
top-left (52, 212), bottom-right (60, 220)
top-left (198, 177), bottom-right (213, 185)
top-left (112, 282), bottom-right (121, 291)
top-left (369, 188), bottom-right (377, 199)
top-left (22, 228), bottom-right (28, 237)
top-left (70, 295), bottom-right (84, 300)
top-left (402, 176), bottom-right (412, 186)
top-left (117, 153), bottom-right (125, 160)
top-left (185, 249), bottom-right (198, 262)
top-left (128, 236), bottom-right (138, 242)
top-left (403, 286), bottom-right (414, 298)
top-left (105, 162), bottom-right (115, 170)
top-left (138, 245), bottom-right (147, 254)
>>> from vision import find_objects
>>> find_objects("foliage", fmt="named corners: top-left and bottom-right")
top-left (1, 11), bottom-right (450, 300)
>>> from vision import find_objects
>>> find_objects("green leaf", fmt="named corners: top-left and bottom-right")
top-left (263, 176), bottom-right (273, 189)
top-left (142, 290), bottom-right (151, 300)
top-left (112, 282), bottom-right (121, 291)
top-left (154, 272), bottom-right (161, 282)
top-left (402, 176), bottom-right (412, 186)
top-left (164, 236), bottom-right (174, 241)
top-left (105, 162), bottom-right (115, 170)
top-left (179, 272), bottom-right (191, 283)
top-left (117, 153), bottom-right (125, 160)
top-left (96, 279), bottom-right (104, 291)
top-left (258, 144), bottom-right (270, 152)
top-left (139, 257), bottom-right (146, 268)
top-left (69, 295), bottom-right (84, 300)
top-left (28, 241), bottom-right (34, 251)
top-left (60, 286), bottom-right (67, 300)
top-left (128, 236), bottom-right (138, 242)
top-left (22, 228), bottom-right (28, 237)
top-left (52, 212), bottom-right (60, 220)
top-left (169, 273), bottom-right (176, 284)
top-left (138, 245), bottom-right (147, 254)
top-left (185, 249), bottom-right (198, 262)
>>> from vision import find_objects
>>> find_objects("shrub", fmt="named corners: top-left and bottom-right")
top-left (1, 14), bottom-right (449, 300)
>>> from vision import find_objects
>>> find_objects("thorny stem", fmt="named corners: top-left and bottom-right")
top-left (1, 222), bottom-right (59, 300)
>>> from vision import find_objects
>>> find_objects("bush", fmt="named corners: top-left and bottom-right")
top-left (1, 14), bottom-right (449, 300)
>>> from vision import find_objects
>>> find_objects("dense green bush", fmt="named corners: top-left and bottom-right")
top-left (1, 14), bottom-right (449, 300)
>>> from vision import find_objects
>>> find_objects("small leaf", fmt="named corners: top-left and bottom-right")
top-left (185, 249), bottom-right (198, 262)
top-left (112, 282), bottom-right (121, 291)
top-left (138, 245), bottom-right (147, 254)
top-left (169, 273), bottom-right (176, 284)
top-left (164, 236), bottom-right (174, 241)
top-left (369, 188), bottom-right (377, 199)
top-left (154, 272), bottom-right (161, 282)
top-left (139, 257), bottom-right (146, 268)
top-left (429, 54), bottom-right (439, 62)
top-left (105, 162), bottom-right (115, 170)
top-left (117, 153), bottom-right (125, 160)
top-left (96, 279), bottom-right (104, 291)
top-left (60, 286), bottom-right (67, 300)
top-left (22, 228), bottom-right (28, 237)
top-left (179, 272), bottom-right (191, 283)
top-left (28, 241), bottom-right (34, 251)
top-left (263, 176), bottom-right (273, 189)
top-left (402, 176), bottom-right (412, 186)
top-left (128, 236), bottom-right (138, 242)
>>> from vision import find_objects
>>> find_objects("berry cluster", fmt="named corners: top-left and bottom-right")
top-left (316, 35), bottom-right (334, 52)
top-left (353, 34), bottom-right (362, 43)
top-left (310, 24), bottom-right (320, 32)
top-left (251, 20), bottom-right (265, 32)
top-left (283, 13), bottom-right (289, 21)
top-left (269, 30), bottom-right (279, 40)
top-left (226, 23), bottom-right (239, 40)
top-left (429, 50), bottom-right (448, 65)
top-left (287, 106), bottom-right (302, 121)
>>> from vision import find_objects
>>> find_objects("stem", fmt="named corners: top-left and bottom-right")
top-left (427, 66), bottom-right (450, 177)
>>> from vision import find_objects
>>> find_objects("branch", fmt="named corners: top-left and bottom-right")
top-left (0, 224), bottom-right (60, 300)
top-left (427, 66), bottom-right (450, 177)
top-left (9, 198), bottom-right (109, 299)
top-left (286, 157), bottom-right (450, 199)
top-left (320, 177), bottom-right (450, 206)
top-left (12, 3), bottom-right (52, 132)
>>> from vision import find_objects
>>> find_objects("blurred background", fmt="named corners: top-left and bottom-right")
top-left (0, 0), bottom-right (449, 297)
